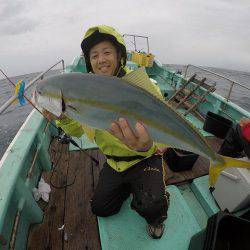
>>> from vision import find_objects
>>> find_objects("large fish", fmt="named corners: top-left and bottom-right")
top-left (34, 67), bottom-right (250, 187)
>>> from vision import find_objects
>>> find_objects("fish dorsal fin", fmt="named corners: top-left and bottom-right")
top-left (122, 67), bottom-right (165, 101)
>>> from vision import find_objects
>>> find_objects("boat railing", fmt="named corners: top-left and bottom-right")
top-left (0, 59), bottom-right (65, 114)
top-left (183, 64), bottom-right (250, 104)
top-left (123, 34), bottom-right (150, 53)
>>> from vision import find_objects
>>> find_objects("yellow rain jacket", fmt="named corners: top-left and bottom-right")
top-left (56, 25), bottom-right (164, 172)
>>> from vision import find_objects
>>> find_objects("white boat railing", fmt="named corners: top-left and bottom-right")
top-left (123, 34), bottom-right (150, 53)
top-left (0, 59), bottom-right (65, 114)
top-left (183, 64), bottom-right (250, 103)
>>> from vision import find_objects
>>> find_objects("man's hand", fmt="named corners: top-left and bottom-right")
top-left (108, 118), bottom-right (153, 152)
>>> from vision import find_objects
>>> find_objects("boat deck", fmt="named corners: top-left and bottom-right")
top-left (27, 136), bottom-right (222, 249)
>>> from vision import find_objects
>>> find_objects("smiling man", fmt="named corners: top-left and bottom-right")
top-left (55, 25), bottom-right (170, 239)
top-left (89, 40), bottom-right (119, 76)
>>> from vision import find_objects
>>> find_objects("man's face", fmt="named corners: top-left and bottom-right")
top-left (89, 40), bottom-right (120, 76)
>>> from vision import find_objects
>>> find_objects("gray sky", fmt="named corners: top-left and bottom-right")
top-left (1, 0), bottom-right (250, 77)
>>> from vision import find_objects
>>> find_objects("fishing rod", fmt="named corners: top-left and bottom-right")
top-left (0, 69), bottom-right (99, 165)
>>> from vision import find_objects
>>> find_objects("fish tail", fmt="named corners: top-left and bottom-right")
top-left (209, 155), bottom-right (250, 187)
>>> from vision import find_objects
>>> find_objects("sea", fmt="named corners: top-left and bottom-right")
top-left (0, 65), bottom-right (250, 159)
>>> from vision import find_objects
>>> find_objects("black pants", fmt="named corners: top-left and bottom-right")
top-left (91, 155), bottom-right (170, 226)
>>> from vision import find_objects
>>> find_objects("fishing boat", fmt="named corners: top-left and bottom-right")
top-left (0, 35), bottom-right (249, 250)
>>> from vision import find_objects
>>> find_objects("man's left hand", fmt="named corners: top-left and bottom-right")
top-left (108, 118), bottom-right (153, 152)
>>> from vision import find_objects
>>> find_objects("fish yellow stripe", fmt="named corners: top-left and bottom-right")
top-left (63, 95), bottom-right (195, 151)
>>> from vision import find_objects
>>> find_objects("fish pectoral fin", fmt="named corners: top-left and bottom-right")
top-left (209, 155), bottom-right (250, 187)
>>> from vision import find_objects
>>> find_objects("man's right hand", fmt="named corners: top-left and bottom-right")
top-left (108, 118), bottom-right (153, 152)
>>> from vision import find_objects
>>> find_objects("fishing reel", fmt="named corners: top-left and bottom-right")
top-left (52, 127), bottom-right (99, 165)
top-left (52, 127), bottom-right (72, 144)
top-left (58, 133), bottom-right (72, 145)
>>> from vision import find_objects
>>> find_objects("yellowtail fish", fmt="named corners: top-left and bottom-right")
top-left (34, 67), bottom-right (250, 187)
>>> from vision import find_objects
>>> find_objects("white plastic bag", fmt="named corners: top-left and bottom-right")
top-left (32, 177), bottom-right (51, 202)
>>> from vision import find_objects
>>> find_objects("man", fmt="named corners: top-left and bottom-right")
top-left (48, 25), bottom-right (170, 239)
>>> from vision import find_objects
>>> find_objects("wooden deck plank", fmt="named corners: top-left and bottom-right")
top-left (27, 142), bottom-right (69, 250)
top-left (63, 150), bottom-right (101, 250)
top-left (62, 151), bottom-right (84, 250)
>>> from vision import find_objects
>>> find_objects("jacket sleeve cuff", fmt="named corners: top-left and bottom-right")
top-left (135, 143), bottom-right (157, 157)
top-left (55, 117), bottom-right (85, 138)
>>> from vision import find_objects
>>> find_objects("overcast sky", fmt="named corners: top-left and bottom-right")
top-left (1, 0), bottom-right (250, 77)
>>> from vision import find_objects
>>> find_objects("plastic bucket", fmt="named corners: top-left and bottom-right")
top-left (163, 148), bottom-right (198, 172)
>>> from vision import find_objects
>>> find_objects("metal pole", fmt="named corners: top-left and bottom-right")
top-left (184, 64), bottom-right (189, 78)
top-left (133, 35), bottom-right (136, 51)
top-left (146, 37), bottom-right (149, 53)
top-left (123, 34), bottom-right (148, 39)
top-left (62, 60), bottom-right (65, 71)
top-left (226, 81), bottom-right (235, 102)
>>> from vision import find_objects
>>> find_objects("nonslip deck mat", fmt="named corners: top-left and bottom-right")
top-left (69, 134), bottom-right (98, 151)
top-left (190, 176), bottom-right (220, 217)
top-left (98, 185), bottom-right (201, 250)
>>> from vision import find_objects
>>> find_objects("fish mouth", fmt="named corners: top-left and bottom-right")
top-left (35, 90), bottom-right (63, 118)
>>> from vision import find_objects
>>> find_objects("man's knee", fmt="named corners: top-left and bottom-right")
top-left (90, 198), bottom-right (121, 217)
top-left (132, 192), bottom-right (169, 224)
top-left (141, 197), bottom-right (168, 216)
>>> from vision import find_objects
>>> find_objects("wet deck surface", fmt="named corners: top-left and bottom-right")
top-left (27, 141), bottom-right (105, 250)
top-left (27, 136), bottom-right (222, 250)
